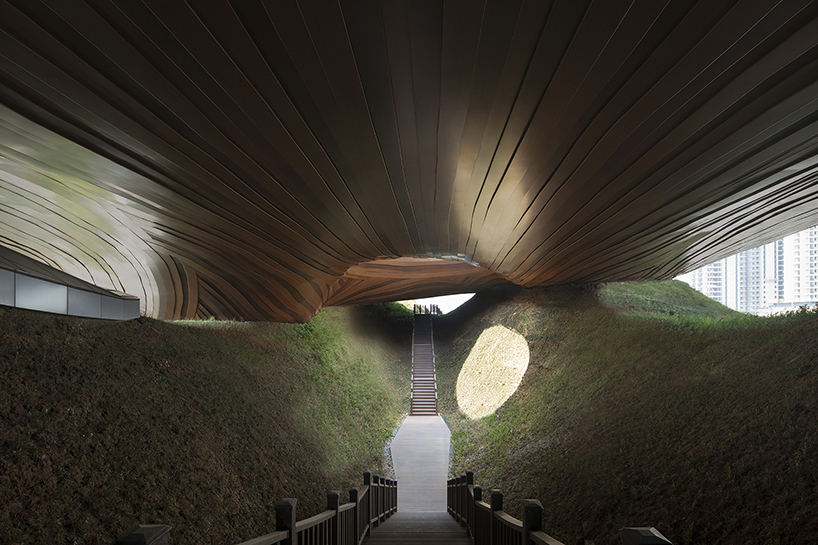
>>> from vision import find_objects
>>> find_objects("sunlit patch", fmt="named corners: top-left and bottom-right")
top-left (456, 325), bottom-right (529, 419)
top-left (173, 318), bottom-right (250, 329)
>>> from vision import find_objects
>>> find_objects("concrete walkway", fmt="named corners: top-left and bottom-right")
top-left (364, 415), bottom-right (468, 544)
top-left (389, 415), bottom-right (450, 512)
top-left (365, 315), bottom-right (464, 543)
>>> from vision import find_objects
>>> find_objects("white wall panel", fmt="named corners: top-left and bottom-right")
top-left (16, 274), bottom-right (68, 315)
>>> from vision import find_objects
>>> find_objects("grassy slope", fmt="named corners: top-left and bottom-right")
top-left (0, 303), bottom-right (412, 545)
top-left (435, 281), bottom-right (818, 545)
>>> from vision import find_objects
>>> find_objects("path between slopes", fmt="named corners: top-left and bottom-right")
top-left (365, 415), bottom-right (469, 544)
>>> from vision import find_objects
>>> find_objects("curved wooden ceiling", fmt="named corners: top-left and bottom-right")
top-left (1, 0), bottom-right (818, 321)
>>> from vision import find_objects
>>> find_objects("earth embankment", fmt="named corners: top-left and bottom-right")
top-left (435, 282), bottom-right (818, 545)
top-left (0, 303), bottom-right (411, 544)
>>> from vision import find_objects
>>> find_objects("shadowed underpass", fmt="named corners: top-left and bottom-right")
top-left (365, 313), bottom-right (469, 544)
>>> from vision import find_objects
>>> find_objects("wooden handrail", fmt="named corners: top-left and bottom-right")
top-left (495, 511), bottom-right (522, 527)
top-left (530, 531), bottom-right (569, 545)
top-left (448, 472), bottom-right (671, 545)
top-left (115, 471), bottom-right (396, 545)
top-left (234, 530), bottom-right (288, 545)
top-left (295, 509), bottom-right (335, 531)
top-left (447, 472), bottom-right (563, 545)
top-left (263, 472), bottom-right (397, 545)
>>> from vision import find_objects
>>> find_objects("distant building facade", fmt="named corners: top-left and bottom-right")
top-left (678, 226), bottom-right (818, 314)
top-left (679, 259), bottom-right (727, 305)
top-left (782, 226), bottom-right (818, 303)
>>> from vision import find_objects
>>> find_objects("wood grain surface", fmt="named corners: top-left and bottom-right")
top-left (1, 0), bottom-right (817, 321)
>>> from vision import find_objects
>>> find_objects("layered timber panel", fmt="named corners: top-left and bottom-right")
top-left (1, 1), bottom-right (818, 320)
top-left (324, 258), bottom-right (507, 307)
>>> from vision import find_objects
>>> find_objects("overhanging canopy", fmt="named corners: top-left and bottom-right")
top-left (1, 0), bottom-right (817, 321)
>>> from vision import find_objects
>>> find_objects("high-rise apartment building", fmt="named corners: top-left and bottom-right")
top-left (777, 239), bottom-right (785, 302)
top-left (678, 259), bottom-right (727, 305)
top-left (679, 226), bottom-right (818, 314)
top-left (782, 226), bottom-right (818, 303)
top-left (734, 243), bottom-right (778, 314)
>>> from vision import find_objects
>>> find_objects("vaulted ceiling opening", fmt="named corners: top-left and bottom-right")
top-left (1, 1), bottom-right (817, 321)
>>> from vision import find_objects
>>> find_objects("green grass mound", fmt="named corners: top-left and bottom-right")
top-left (0, 303), bottom-right (411, 545)
top-left (435, 281), bottom-right (818, 545)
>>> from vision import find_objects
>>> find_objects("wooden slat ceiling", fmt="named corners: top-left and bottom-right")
top-left (1, 0), bottom-right (818, 321)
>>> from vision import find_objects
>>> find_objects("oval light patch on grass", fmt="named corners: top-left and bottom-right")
top-left (456, 325), bottom-right (529, 419)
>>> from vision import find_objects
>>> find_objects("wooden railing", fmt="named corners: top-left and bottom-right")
top-left (448, 472), bottom-right (671, 545)
top-left (447, 471), bottom-right (564, 545)
top-left (114, 471), bottom-right (396, 545)
top-left (413, 303), bottom-right (441, 315)
top-left (239, 471), bottom-right (396, 545)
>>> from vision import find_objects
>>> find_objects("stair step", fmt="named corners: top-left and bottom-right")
top-left (411, 314), bottom-right (439, 418)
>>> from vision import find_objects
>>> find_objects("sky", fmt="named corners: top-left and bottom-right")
top-left (413, 293), bottom-right (475, 314)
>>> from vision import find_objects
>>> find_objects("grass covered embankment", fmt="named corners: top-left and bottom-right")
top-left (435, 282), bottom-right (818, 545)
top-left (0, 303), bottom-right (412, 545)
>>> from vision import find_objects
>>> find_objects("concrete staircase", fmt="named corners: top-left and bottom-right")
top-left (410, 314), bottom-right (437, 416)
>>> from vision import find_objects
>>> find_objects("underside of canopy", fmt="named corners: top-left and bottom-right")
top-left (1, 0), bottom-right (818, 321)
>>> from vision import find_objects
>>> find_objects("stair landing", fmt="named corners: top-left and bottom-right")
top-left (363, 512), bottom-right (470, 545)
top-left (389, 415), bottom-right (450, 512)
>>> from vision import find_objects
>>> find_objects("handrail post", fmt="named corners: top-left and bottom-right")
top-left (452, 476), bottom-right (459, 521)
top-left (380, 476), bottom-right (386, 522)
top-left (522, 500), bottom-right (543, 545)
top-left (387, 478), bottom-right (393, 515)
top-left (472, 485), bottom-right (482, 539)
top-left (391, 478), bottom-right (396, 514)
top-left (461, 474), bottom-right (468, 524)
top-left (350, 488), bottom-right (360, 545)
top-left (452, 476), bottom-right (457, 515)
top-left (373, 474), bottom-right (381, 527)
top-left (447, 477), bottom-right (452, 514)
top-left (458, 474), bottom-right (464, 525)
top-left (363, 472), bottom-right (372, 537)
top-left (380, 476), bottom-right (386, 517)
top-left (275, 498), bottom-right (297, 545)
top-left (328, 491), bottom-right (340, 545)
top-left (462, 475), bottom-right (469, 524)
top-left (383, 476), bottom-right (388, 520)
top-left (458, 475), bottom-right (465, 523)
top-left (466, 471), bottom-right (474, 535)
top-left (489, 490), bottom-right (503, 545)
top-left (380, 477), bottom-right (388, 521)
top-left (381, 477), bottom-right (388, 521)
